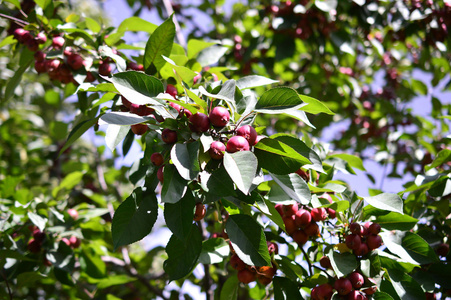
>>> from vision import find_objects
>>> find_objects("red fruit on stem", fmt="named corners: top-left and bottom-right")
top-left (150, 153), bottom-right (164, 166)
top-left (209, 141), bottom-right (226, 160)
top-left (283, 216), bottom-right (297, 235)
top-left (46, 59), bottom-right (61, 74)
top-left (67, 53), bottom-right (84, 70)
top-left (319, 256), bottom-right (332, 269)
top-left (122, 96), bottom-right (132, 108)
top-left (34, 51), bottom-right (46, 62)
top-left (189, 112), bottom-right (210, 133)
top-left (230, 254), bottom-right (246, 271)
top-left (368, 223), bottom-right (381, 235)
top-left (334, 278), bottom-right (353, 296)
top-left (347, 290), bottom-right (366, 300)
top-left (131, 123), bottom-right (148, 135)
top-left (36, 32), bottom-right (47, 44)
top-left (316, 283), bottom-right (334, 300)
top-left (84, 72), bottom-right (96, 82)
top-left (209, 106), bottom-right (230, 127)
top-left (354, 242), bottom-right (369, 256)
top-left (282, 204), bottom-right (298, 216)
top-left (326, 208), bottom-right (336, 219)
top-left (257, 274), bottom-right (273, 285)
top-left (13, 28), bottom-right (27, 42)
top-left (166, 84), bottom-right (178, 98)
top-left (349, 271), bottom-right (365, 289)
top-left (33, 229), bottom-right (46, 242)
top-left (294, 209), bottom-right (312, 227)
top-left (130, 104), bottom-right (154, 116)
top-left (161, 128), bottom-right (177, 144)
top-left (99, 62), bottom-right (112, 76)
top-left (362, 278), bottom-right (377, 295)
top-left (436, 243), bottom-right (449, 257)
top-left (34, 61), bottom-right (46, 73)
top-left (226, 136), bottom-right (250, 153)
top-left (293, 229), bottom-right (309, 245)
top-left (157, 166), bottom-right (164, 183)
top-left (236, 125), bottom-right (257, 146)
top-left (193, 203), bottom-right (206, 221)
top-left (275, 204), bottom-right (284, 216)
top-left (295, 168), bottom-right (310, 182)
top-left (350, 223), bottom-right (362, 235)
top-left (304, 222), bottom-right (320, 237)
top-left (26, 39), bottom-right (39, 51)
top-left (345, 234), bottom-right (362, 251)
top-left (311, 287), bottom-right (319, 300)
top-left (52, 36), bottom-right (65, 49)
top-left (366, 234), bottom-right (382, 250)
top-left (67, 208), bottom-right (79, 220)
top-left (27, 239), bottom-right (42, 253)
top-left (69, 236), bottom-right (81, 248)
top-left (257, 265), bottom-right (277, 278)
top-left (311, 207), bottom-right (327, 222)
top-left (237, 268), bottom-right (256, 284)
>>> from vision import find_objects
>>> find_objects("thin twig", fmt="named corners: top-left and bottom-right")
top-left (300, 246), bottom-right (313, 277)
top-left (0, 13), bottom-right (29, 26)
top-left (0, 268), bottom-right (13, 300)
top-left (161, 0), bottom-right (187, 48)
top-left (198, 220), bottom-right (214, 300)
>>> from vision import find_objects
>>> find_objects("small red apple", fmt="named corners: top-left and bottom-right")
top-left (189, 112), bottom-right (210, 133)
top-left (237, 269), bottom-right (256, 284)
top-left (349, 271), bottom-right (364, 289)
top-left (295, 209), bottom-right (312, 227)
top-left (131, 123), bottom-right (148, 135)
top-left (161, 129), bottom-right (177, 144)
top-left (311, 207), bottom-right (327, 222)
top-left (226, 136), bottom-right (250, 153)
top-left (166, 84), bottom-right (178, 98)
top-left (52, 36), bottom-right (65, 49)
top-left (334, 277), bottom-right (353, 296)
top-left (150, 153), bottom-right (164, 166)
top-left (345, 234), bottom-right (362, 251)
top-left (209, 141), bottom-right (226, 160)
top-left (193, 203), bottom-right (206, 221)
top-left (209, 106), bottom-right (230, 127)
top-left (236, 125), bottom-right (257, 146)
top-left (366, 234), bottom-right (382, 250)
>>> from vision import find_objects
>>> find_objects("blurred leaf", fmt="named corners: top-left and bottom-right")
top-left (328, 153), bottom-right (365, 171)
top-left (52, 171), bottom-right (84, 198)
top-left (196, 45), bottom-right (229, 67)
top-left (226, 214), bottom-right (271, 266)
top-left (105, 124), bottom-right (129, 152)
top-left (187, 39), bottom-right (216, 59)
top-left (299, 95), bottom-right (335, 115)
top-left (220, 276), bottom-right (239, 300)
top-left (4, 59), bottom-right (32, 101)
top-left (375, 212), bottom-right (418, 231)
top-left (425, 149), bottom-right (451, 171)
top-left (315, 0), bottom-right (337, 12)
top-left (3, 0), bottom-right (21, 9)
top-left (236, 75), bottom-right (278, 90)
top-left (410, 79), bottom-right (428, 95)
top-left (60, 118), bottom-right (99, 155)
top-left (223, 151), bottom-right (258, 195)
top-left (164, 224), bottom-right (202, 281)
top-left (85, 17), bottom-right (101, 33)
top-left (199, 238), bottom-right (230, 264)
top-left (27, 212), bottom-right (47, 232)
top-left (105, 17), bottom-right (157, 45)
top-left (255, 87), bottom-right (305, 113)
top-left (96, 275), bottom-right (136, 289)
top-left (164, 190), bottom-right (196, 241)
top-left (34, 0), bottom-right (51, 9)
top-left (273, 276), bottom-right (303, 300)
top-left (144, 16), bottom-right (176, 72)
top-left (111, 188), bottom-right (158, 250)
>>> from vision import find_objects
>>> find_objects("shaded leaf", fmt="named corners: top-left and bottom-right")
top-left (164, 190), bottom-right (196, 241)
top-left (171, 142), bottom-right (200, 181)
top-left (161, 164), bottom-right (188, 203)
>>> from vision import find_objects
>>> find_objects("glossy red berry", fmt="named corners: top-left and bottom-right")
top-left (226, 136), bottom-right (250, 153)
top-left (150, 153), bottom-right (164, 166)
top-left (368, 223), bottom-right (381, 234)
top-left (349, 271), bottom-right (364, 289)
top-left (52, 36), bottom-right (65, 49)
top-left (334, 277), bottom-right (353, 296)
top-left (345, 234), bottom-right (362, 251)
top-left (236, 125), bottom-right (258, 146)
top-left (157, 166), bottom-right (164, 183)
top-left (67, 53), bottom-right (84, 70)
top-left (366, 234), bottom-right (382, 250)
top-left (67, 208), bottom-right (79, 220)
top-left (294, 209), bottom-right (312, 227)
top-left (193, 203), bottom-right (206, 221)
top-left (131, 123), bottom-right (148, 135)
top-left (166, 84), bottom-right (178, 97)
top-left (209, 141), bottom-right (226, 160)
top-left (311, 207), bottom-right (327, 222)
top-left (304, 222), bottom-right (320, 237)
top-left (237, 269), bottom-right (256, 284)
top-left (189, 112), bottom-right (210, 133)
top-left (209, 106), bottom-right (230, 127)
top-left (230, 254), bottom-right (246, 271)
top-left (161, 129), bottom-right (177, 144)
top-left (319, 256), bottom-right (332, 269)
top-left (293, 229), bottom-right (308, 245)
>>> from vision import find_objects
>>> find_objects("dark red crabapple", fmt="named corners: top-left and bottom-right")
top-left (34, 61), bottom-right (46, 73)
top-left (294, 209), bottom-right (311, 227)
top-left (33, 229), bottom-right (46, 242)
top-left (189, 112), bottom-right (210, 133)
top-left (436, 243), bottom-right (449, 257)
top-left (69, 236), bottom-right (81, 248)
top-left (85, 72), bottom-right (96, 83)
top-left (230, 254), bottom-right (246, 271)
top-left (368, 223), bottom-right (381, 234)
top-left (362, 278), bottom-right (377, 295)
top-left (267, 241), bottom-right (278, 255)
top-left (157, 166), bottom-right (164, 183)
top-left (161, 129), bottom-right (177, 144)
top-left (237, 269), bottom-right (256, 284)
top-left (236, 125), bottom-right (257, 146)
top-left (354, 242), bottom-right (369, 256)
top-left (345, 234), bottom-right (362, 251)
top-left (349, 271), bottom-right (365, 289)
top-left (295, 168), bottom-right (310, 182)
top-left (293, 229), bottom-right (308, 245)
top-left (52, 36), bottom-right (65, 49)
top-left (334, 277), bottom-right (353, 296)
top-left (304, 222), bottom-right (320, 237)
top-left (209, 106), bottom-right (230, 127)
top-left (326, 208), bottom-right (336, 219)
top-left (150, 153), bottom-right (164, 166)
top-left (99, 61), bottom-right (112, 76)
top-left (311, 207), bottom-right (327, 222)
top-left (319, 256), bottom-right (332, 269)
top-left (366, 234), bottom-right (382, 250)
top-left (131, 123), bottom-right (148, 135)
top-left (282, 204), bottom-right (298, 216)
top-left (209, 141), bottom-right (226, 160)
top-left (67, 53), bottom-right (84, 70)
top-left (36, 32), bottom-right (47, 44)
top-left (350, 222), bottom-right (362, 235)
top-left (282, 216), bottom-right (297, 235)
top-left (34, 51), bottom-right (46, 62)
top-left (130, 104), bottom-right (154, 116)
top-left (13, 28), bottom-right (28, 42)
top-left (226, 136), bottom-right (250, 153)
top-left (257, 274), bottom-right (273, 285)
top-left (316, 283), bottom-right (334, 300)
top-left (275, 204), bottom-right (284, 216)
top-left (67, 208), bottom-right (79, 220)
top-left (347, 290), bottom-right (366, 300)
top-left (166, 84), bottom-right (178, 98)
top-left (193, 203), bottom-right (206, 221)
top-left (27, 239), bottom-right (42, 253)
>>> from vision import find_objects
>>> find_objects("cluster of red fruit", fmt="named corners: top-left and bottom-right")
top-left (345, 222), bottom-right (382, 256)
top-left (229, 241), bottom-right (278, 285)
top-left (27, 226), bottom-right (47, 253)
top-left (276, 203), bottom-right (335, 246)
top-left (311, 271), bottom-right (377, 300)
top-left (13, 28), bottom-right (47, 51)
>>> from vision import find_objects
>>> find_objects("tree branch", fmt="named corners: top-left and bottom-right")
top-left (198, 220), bottom-right (214, 300)
top-left (161, 0), bottom-right (187, 48)
top-left (0, 13), bottom-right (29, 26)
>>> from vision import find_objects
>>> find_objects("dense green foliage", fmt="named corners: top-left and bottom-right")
top-left (0, 0), bottom-right (450, 299)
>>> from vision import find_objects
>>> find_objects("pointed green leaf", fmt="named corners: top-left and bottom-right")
top-left (199, 238), bottom-right (230, 264)
top-left (273, 276), bottom-right (302, 300)
top-left (143, 16), bottom-right (176, 72)
top-left (255, 87), bottom-right (305, 113)
top-left (364, 193), bottom-right (403, 214)
top-left (111, 188), bottom-right (158, 250)
top-left (327, 250), bottom-right (358, 278)
top-left (100, 112), bottom-right (155, 126)
top-left (105, 124), bottom-right (130, 152)
top-left (270, 173), bottom-right (311, 205)
top-left (220, 276), bottom-right (239, 300)
top-left (223, 151), bottom-right (258, 195)
top-left (161, 164), bottom-right (188, 203)
top-left (164, 190), bottom-right (196, 241)
top-left (299, 94), bottom-right (334, 115)
top-left (375, 212), bottom-right (418, 231)
top-left (225, 214), bottom-right (271, 267)
top-left (425, 149), bottom-right (451, 171)
top-left (236, 75), bottom-right (279, 90)
top-left (187, 39), bottom-right (216, 59)
top-left (170, 142), bottom-right (200, 181)
top-left (196, 45), bottom-right (228, 67)
top-left (164, 224), bottom-right (202, 281)
top-left (4, 59), bottom-right (32, 101)
top-left (105, 17), bottom-right (157, 45)
top-left (328, 153), bottom-right (365, 171)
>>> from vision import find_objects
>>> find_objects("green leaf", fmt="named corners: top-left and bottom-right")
top-left (60, 118), bottom-right (99, 155)
top-left (79, 248), bottom-right (106, 279)
top-left (372, 292), bottom-right (395, 300)
top-left (3, 0), bottom-right (21, 9)
top-left (254, 138), bottom-right (311, 174)
top-left (105, 17), bottom-right (158, 46)
top-left (170, 142), bottom-right (200, 181)
top-left (299, 94), bottom-right (334, 115)
top-left (255, 87), bottom-right (305, 113)
top-left (0, 35), bottom-right (16, 48)
top-left (27, 212), bottom-right (47, 232)
top-left (199, 238), bottom-right (230, 264)
top-left (410, 79), bottom-right (428, 95)
top-left (254, 197), bottom-right (286, 231)
top-left (105, 124), bottom-right (130, 152)
top-left (161, 56), bottom-right (196, 86)
top-left (100, 112), bottom-right (155, 126)
top-left (187, 39), bottom-right (217, 59)
top-left (196, 45), bottom-right (229, 67)
top-left (164, 224), bottom-right (202, 281)
top-left (272, 134), bottom-right (323, 173)
top-left (111, 188), bottom-right (158, 250)
top-left (4, 59), bottom-right (32, 101)
top-left (143, 16), bottom-right (176, 72)
top-left (375, 212), bottom-right (418, 231)
top-left (220, 276), bottom-right (239, 300)
top-left (77, 82), bottom-right (118, 93)
top-left (328, 153), bottom-right (365, 171)
top-left (85, 17), bottom-right (101, 33)
top-left (225, 214), bottom-right (271, 267)
top-left (273, 276), bottom-right (302, 300)
top-left (223, 151), bottom-right (258, 195)
top-left (327, 250), bottom-right (358, 278)
top-left (315, 0), bottom-right (337, 12)
top-left (161, 164), bottom-right (188, 203)
top-left (385, 268), bottom-right (426, 300)
top-left (425, 149), bottom-right (451, 171)
top-left (99, 45), bottom-right (127, 72)
top-left (270, 173), bottom-right (311, 205)
top-left (52, 171), bottom-right (85, 197)
top-left (96, 275), bottom-right (136, 289)
top-left (104, 71), bottom-right (164, 106)
top-left (364, 193), bottom-right (403, 214)
top-left (164, 190), bottom-right (196, 242)
top-left (201, 167), bottom-right (236, 197)
top-left (236, 75), bottom-right (279, 90)
top-left (17, 272), bottom-right (46, 288)
top-left (34, 0), bottom-right (51, 9)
